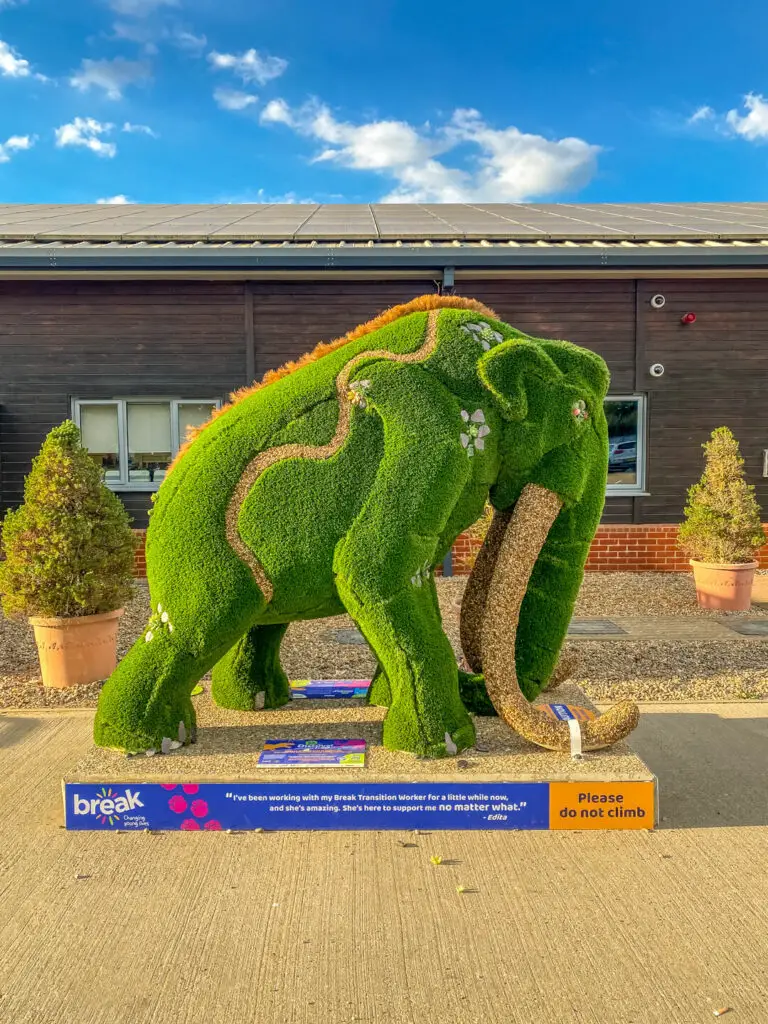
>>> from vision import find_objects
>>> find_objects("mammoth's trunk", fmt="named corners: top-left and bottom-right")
top-left (480, 483), bottom-right (639, 752)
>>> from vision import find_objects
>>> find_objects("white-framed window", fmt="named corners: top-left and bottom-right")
top-left (72, 398), bottom-right (221, 490)
top-left (605, 395), bottom-right (647, 495)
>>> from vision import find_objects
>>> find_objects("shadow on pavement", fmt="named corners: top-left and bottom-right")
top-left (629, 709), bottom-right (768, 829)
top-left (0, 715), bottom-right (39, 748)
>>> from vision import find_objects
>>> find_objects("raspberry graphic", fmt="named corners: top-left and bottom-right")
top-left (190, 799), bottom-right (208, 818)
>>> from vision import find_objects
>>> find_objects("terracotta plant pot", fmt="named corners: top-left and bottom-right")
top-left (690, 560), bottom-right (758, 611)
top-left (28, 609), bottom-right (124, 688)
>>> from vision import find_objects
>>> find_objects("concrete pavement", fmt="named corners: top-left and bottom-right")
top-left (0, 704), bottom-right (766, 1024)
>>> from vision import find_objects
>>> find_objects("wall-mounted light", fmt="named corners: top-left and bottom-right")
top-left (681, 312), bottom-right (697, 325)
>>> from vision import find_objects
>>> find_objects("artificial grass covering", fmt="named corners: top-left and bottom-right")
top-left (93, 295), bottom-right (609, 757)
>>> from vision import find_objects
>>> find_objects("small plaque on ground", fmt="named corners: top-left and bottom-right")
top-left (538, 703), bottom-right (597, 722)
top-left (291, 679), bottom-right (370, 699)
top-left (257, 739), bottom-right (366, 768)
top-left (568, 619), bottom-right (627, 635)
top-left (330, 628), bottom-right (367, 645)
top-left (721, 618), bottom-right (768, 636)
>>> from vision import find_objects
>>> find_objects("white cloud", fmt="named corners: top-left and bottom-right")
top-left (726, 93), bottom-right (768, 141)
top-left (214, 187), bottom-right (317, 204)
top-left (688, 105), bottom-right (714, 124)
top-left (208, 48), bottom-right (287, 85)
top-left (260, 98), bottom-right (292, 125)
top-left (122, 121), bottom-right (157, 137)
top-left (0, 38), bottom-right (30, 77)
top-left (70, 57), bottom-right (151, 100)
top-left (111, 20), bottom-right (206, 56)
top-left (214, 87), bottom-right (258, 111)
top-left (55, 117), bottom-right (117, 158)
top-left (0, 134), bottom-right (33, 163)
top-left (97, 194), bottom-right (134, 204)
top-left (260, 99), bottom-right (599, 202)
top-left (109, 0), bottom-right (177, 13)
top-left (110, 20), bottom-right (160, 52)
top-left (172, 29), bottom-right (207, 54)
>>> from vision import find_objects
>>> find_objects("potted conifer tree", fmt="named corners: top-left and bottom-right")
top-left (678, 426), bottom-right (765, 610)
top-left (0, 421), bottom-right (136, 687)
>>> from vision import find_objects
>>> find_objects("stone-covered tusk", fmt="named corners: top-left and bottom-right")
top-left (481, 483), bottom-right (640, 751)
top-left (459, 507), bottom-right (511, 674)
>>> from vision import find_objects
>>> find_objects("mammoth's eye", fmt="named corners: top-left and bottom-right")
top-left (571, 399), bottom-right (589, 422)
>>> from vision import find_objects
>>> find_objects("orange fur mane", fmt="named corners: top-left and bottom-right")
top-left (168, 294), bottom-right (497, 473)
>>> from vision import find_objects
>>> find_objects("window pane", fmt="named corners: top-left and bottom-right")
top-left (605, 399), bottom-right (639, 486)
top-left (177, 403), bottom-right (216, 447)
top-left (127, 403), bottom-right (171, 484)
top-left (80, 404), bottom-right (121, 482)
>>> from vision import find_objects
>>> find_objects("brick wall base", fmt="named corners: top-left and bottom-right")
top-left (131, 524), bottom-right (768, 579)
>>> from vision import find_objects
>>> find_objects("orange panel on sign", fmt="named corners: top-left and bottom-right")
top-left (549, 781), bottom-right (656, 830)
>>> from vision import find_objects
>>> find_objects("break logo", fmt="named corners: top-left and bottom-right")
top-left (72, 786), bottom-right (144, 825)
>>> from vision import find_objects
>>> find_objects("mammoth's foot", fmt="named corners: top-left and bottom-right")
top-left (383, 696), bottom-right (476, 759)
top-left (457, 647), bottom-right (581, 717)
top-left (94, 621), bottom-right (203, 753)
top-left (211, 623), bottom-right (291, 711)
top-left (457, 669), bottom-right (497, 716)
top-left (94, 678), bottom-right (197, 756)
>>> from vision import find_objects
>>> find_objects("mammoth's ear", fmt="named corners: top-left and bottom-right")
top-left (478, 340), bottom-right (563, 421)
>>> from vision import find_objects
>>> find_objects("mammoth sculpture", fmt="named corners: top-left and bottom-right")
top-left (93, 294), bottom-right (639, 758)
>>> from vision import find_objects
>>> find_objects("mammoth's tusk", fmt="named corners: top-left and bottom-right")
top-left (459, 508), bottom-right (512, 674)
top-left (481, 483), bottom-right (640, 752)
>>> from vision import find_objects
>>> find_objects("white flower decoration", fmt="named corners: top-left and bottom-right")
top-left (459, 409), bottom-right (491, 457)
top-left (411, 561), bottom-right (433, 588)
top-left (460, 321), bottom-right (503, 351)
top-left (144, 603), bottom-right (174, 642)
top-left (347, 379), bottom-right (372, 409)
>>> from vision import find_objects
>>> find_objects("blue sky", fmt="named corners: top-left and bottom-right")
top-left (1, 0), bottom-right (768, 205)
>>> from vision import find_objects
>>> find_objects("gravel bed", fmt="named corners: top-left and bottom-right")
top-left (573, 570), bottom-right (768, 618)
top-left (2, 575), bottom-right (767, 709)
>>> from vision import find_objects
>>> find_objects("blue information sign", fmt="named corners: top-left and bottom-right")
top-left (63, 781), bottom-right (550, 831)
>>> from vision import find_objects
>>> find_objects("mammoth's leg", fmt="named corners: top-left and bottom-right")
top-left (94, 549), bottom-right (267, 753)
top-left (211, 622), bottom-right (291, 710)
top-left (338, 572), bottom-right (475, 757)
top-left (333, 357), bottom-right (475, 757)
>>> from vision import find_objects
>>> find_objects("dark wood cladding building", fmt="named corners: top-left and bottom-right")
top-left (1, 202), bottom-right (767, 566)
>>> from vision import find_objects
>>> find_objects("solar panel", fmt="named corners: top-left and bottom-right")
top-left (295, 205), bottom-right (378, 240)
top-left (5, 201), bottom-right (768, 243)
top-left (207, 206), bottom-right (319, 240)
